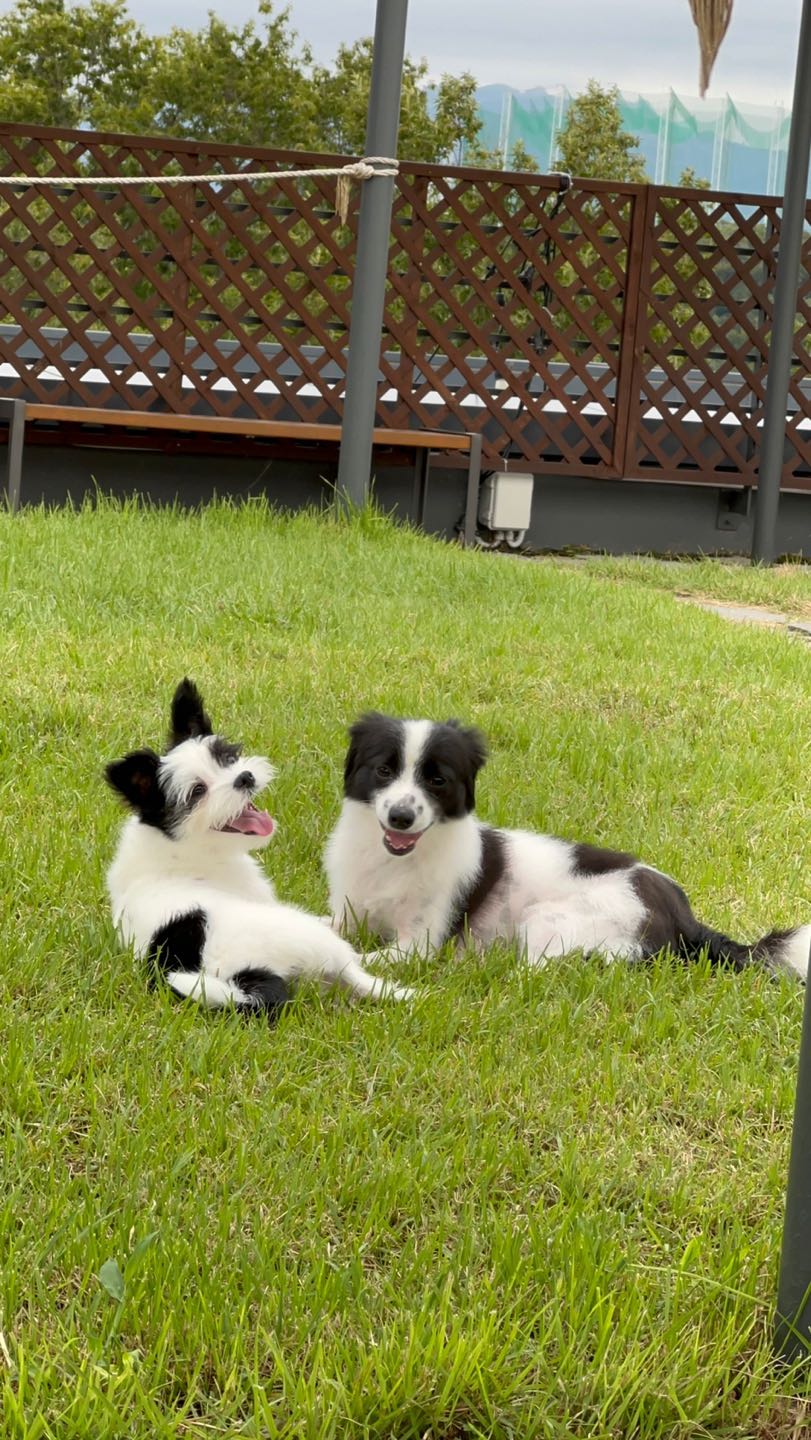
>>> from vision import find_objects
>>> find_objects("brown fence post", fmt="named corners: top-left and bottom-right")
top-left (613, 184), bottom-right (656, 480)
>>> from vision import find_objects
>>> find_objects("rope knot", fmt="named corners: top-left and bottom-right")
top-left (335, 156), bottom-right (399, 224)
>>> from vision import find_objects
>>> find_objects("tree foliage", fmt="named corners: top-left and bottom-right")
top-left (555, 79), bottom-right (648, 183)
top-left (677, 166), bottom-right (710, 189)
top-left (148, 6), bottom-right (318, 150)
top-left (464, 137), bottom-right (540, 173)
top-left (0, 0), bottom-right (157, 131)
top-left (311, 39), bottom-right (480, 163)
top-left (0, 0), bottom-right (482, 163)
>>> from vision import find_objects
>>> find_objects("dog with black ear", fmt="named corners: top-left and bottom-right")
top-left (325, 711), bottom-right (810, 980)
top-left (106, 681), bottom-right (413, 1018)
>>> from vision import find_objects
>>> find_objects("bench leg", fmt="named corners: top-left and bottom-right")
top-left (462, 432), bottom-right (482, 547)
top-left (411, 448), bottom-right (430, 529)
top-left (0, 399), bottom-right (25, 512)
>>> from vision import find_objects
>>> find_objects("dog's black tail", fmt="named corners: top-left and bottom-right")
top-left (633, 868), bottom-right (810, 980)
top-left (684, 923), bottom-right (811, 979)
top-left (231, 967), bottom-right (292, 1021)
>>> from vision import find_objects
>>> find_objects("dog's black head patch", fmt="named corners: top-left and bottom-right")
top-left (415, 720), bottom-right (487, 817)
top-left (343, 712), bottom-right (406, 802)
top-left (105, 748), bottom-right (170, 831)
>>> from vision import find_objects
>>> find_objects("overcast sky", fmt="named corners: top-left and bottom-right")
top-left (68, 0), bottom-right (802, 109)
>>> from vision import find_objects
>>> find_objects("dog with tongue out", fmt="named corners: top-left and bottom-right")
top-left (105, 680), bottom-right (412, 1018)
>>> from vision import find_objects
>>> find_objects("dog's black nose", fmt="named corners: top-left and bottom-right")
top-left (234, 770), bottom-right (255, 791)
top-left (388, 803), bottom-right (415, 830)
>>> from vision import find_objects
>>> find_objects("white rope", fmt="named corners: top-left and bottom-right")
top-left (0, 155), bottom-right (398, 187)
top-left (0, 155), bottom-right (400, 222)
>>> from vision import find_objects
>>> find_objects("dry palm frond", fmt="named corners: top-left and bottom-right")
top-left (689, 0), bottom-right (734, 96)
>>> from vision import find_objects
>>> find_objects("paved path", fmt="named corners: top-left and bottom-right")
top-left (675, 595), bottom-right (811, 642)
top-left (542, 555), bottom-right (811, 642)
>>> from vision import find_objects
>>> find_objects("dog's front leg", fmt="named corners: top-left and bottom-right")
top-left (320, 943), bottom-right (415, 1001)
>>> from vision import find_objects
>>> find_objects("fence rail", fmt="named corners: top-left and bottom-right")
top-left (0, 122), bottom-right (809, 490)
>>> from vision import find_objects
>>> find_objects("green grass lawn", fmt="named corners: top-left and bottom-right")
top-left (2, 499), bottom-right (811, 1439)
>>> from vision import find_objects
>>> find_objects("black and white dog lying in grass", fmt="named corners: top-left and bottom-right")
top-left (325, 712), bottom-right (810, 980)
top-left (105, 682), bottom-right (412, 1017)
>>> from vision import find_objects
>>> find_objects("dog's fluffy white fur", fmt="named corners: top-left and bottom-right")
top-left (325, 713), bottom-right (810, 980)
top-left (106, 681), bottom-right (412, 1017)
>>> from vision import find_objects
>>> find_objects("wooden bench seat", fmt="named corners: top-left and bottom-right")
top-left (0, 399), bottom-right (483, 544)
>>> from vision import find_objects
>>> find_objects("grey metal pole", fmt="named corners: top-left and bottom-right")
top-left (335, 0), bottom-right (409, 511)
top-left (776, 941), bottom-right (811, 1361)
top-left (752, 0), bottom-right (811, 564)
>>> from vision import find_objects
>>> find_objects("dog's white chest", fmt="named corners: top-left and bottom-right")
top-left (325, 803), bottom-right (483, 945)
top-left (349, 848), bottom-right (437, 937)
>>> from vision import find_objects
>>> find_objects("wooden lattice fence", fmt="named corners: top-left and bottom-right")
top-left (0, 122), bottom-right (809, 488)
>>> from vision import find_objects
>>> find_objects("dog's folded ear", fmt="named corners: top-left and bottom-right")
top-left (445, 720), bottom-right (488, 775)
top-left (105, 749), bottom-right (162, 813)
top-left (169, 678), bottom-right (213, 747)
top-left (347, 711), bottom-right (389, 743)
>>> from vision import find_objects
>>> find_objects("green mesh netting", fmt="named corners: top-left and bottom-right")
top-left (472, 87), bottom-right (795, 195)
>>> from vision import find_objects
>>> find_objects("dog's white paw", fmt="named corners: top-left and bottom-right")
top-left (389, 983), bottom-right (416, 1001)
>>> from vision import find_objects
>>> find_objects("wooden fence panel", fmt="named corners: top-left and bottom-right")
top-left (0, 123), bottom-right (808, 490)
top-left (627, 186), bottom-right (811, 488)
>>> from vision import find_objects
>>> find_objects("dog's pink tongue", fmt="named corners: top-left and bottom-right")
top-left (229, 805), bottom-right (275, 837)
top-left (385, 829), bottom-right (418, 851)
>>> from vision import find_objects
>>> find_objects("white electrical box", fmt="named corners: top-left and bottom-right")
top-left (477, 472), bottom-right (535, 532)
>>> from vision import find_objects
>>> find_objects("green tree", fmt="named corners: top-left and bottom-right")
top-left (0, 0), bottom-right (482, 164)
top-left (148, 3), bottom-right (316, 150)
top-left (555, 80), bottom-right (648, 182)
top-left (0, 0), bottom-right (157, 131)
top-left (432, 72), bottom-right (485, 165)
top-left (464, 137), bottom-right (540, 173)
top-left (312, 38), bottom-right (480, 162)
top-left (506, 139), bottom-right (540, 174)
top-left (677, 166), bottom-right (710, 189)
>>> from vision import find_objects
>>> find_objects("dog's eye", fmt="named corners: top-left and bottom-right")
top-left (376, 764), bottom-right (393, 780)
top-left (189, 782), bottom-right (207, 801)
top-left (428, 775), bottom-right (446, 789)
